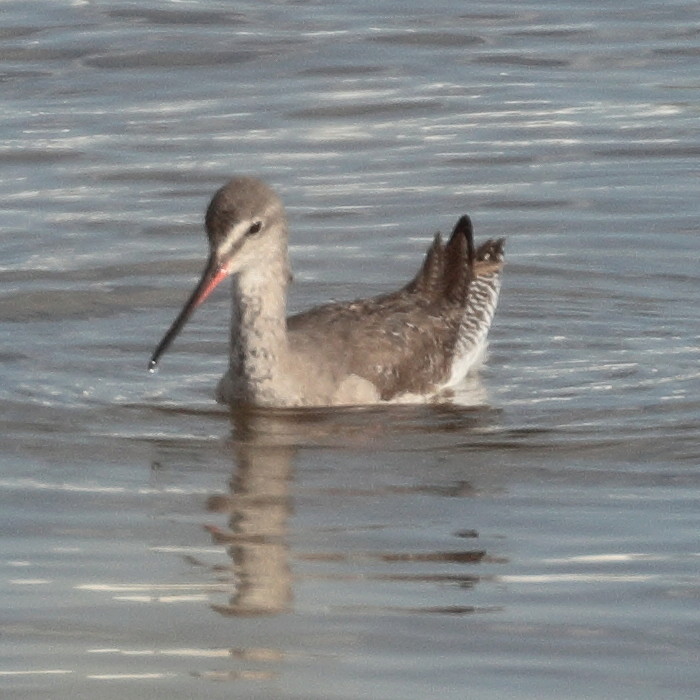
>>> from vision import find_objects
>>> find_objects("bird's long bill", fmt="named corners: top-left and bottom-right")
top-left (148, 254), bottom-right (229, 371)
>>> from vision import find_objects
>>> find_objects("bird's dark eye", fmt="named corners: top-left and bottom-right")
top-left (246, 221), bottom-right (263, 237)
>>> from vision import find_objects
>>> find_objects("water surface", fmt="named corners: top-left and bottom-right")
top-left (1, 1), bottom-right (698, 698)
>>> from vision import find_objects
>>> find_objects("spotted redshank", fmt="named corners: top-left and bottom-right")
top-left (149, 177), bottom-right (505, 407)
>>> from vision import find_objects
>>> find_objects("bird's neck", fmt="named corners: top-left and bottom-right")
top-left (229, 257), bottom-right (291, 397)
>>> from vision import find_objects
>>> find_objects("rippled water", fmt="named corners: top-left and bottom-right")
top-left (1, 1), bottom-right (698, 698)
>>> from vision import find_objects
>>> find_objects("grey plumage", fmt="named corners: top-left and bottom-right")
top-left (150, 177), bottom-right (505, 407)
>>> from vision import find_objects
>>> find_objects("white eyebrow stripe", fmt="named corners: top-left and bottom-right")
top-left (216, 221), bottom-right (249, 259)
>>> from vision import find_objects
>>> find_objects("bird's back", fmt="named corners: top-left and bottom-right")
top-left (288, 218), bottom-right (505, 401)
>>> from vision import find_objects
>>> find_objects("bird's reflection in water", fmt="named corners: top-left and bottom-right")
top-left (202, 375), bottom-right (501, 619)
top-left (206, 412), bottom-right (296, 617)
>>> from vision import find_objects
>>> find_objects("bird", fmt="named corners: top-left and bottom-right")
top-left (149, 176), bottom-right (505, 407)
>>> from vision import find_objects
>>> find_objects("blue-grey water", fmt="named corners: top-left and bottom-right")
top-left (1, 1), bottom-right (698, 698)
